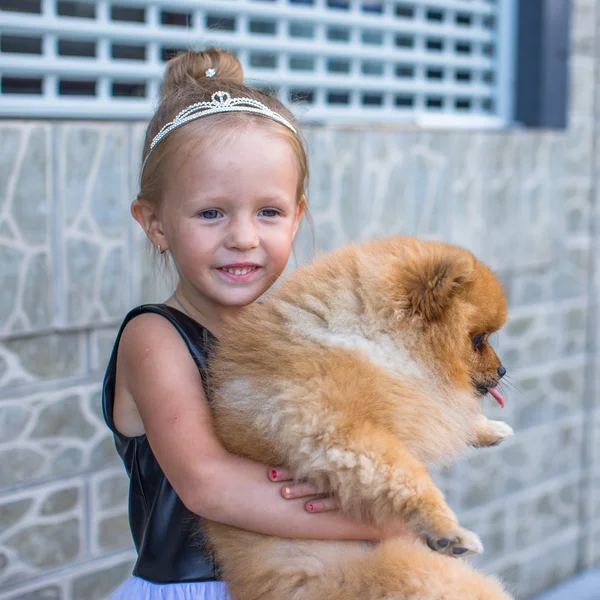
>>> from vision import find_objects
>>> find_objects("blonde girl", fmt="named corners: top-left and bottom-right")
top-left (103, 47), bottom-right (403, 600)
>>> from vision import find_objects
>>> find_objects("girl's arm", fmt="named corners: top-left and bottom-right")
top-left (116, 313), bottom-right (404, 541)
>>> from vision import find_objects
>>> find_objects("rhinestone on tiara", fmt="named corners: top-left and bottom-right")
top-left (205, 68), bottom-right (216, 78)
top-left (140, 91), bottom-right (297, 180)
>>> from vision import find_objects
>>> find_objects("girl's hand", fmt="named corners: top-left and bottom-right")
top-left (268, 467), bottom-right (339, 513)
top-left (268, 466), bottom-right (415, 542)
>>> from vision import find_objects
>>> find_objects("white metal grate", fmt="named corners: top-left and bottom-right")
top-left (0, 0), bottom-right (516, 127)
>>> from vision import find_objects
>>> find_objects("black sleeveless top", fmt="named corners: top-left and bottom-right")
top-left (102, 304), bottom-right (220, 583)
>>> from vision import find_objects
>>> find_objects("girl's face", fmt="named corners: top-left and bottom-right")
top-left (156, 125), bottom-right (304, 308)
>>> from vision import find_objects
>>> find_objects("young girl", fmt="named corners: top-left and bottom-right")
top-left (104, 47), bottom-right (406, 600)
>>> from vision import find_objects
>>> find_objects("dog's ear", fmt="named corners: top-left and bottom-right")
top-left (396, 249), bottom-right (475, 321)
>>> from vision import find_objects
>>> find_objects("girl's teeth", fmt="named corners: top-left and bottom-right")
top-left (223, 267), bottom-right (255, 275)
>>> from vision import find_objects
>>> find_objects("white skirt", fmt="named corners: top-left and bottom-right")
top-left (110, 577), bottom-right (231, 600)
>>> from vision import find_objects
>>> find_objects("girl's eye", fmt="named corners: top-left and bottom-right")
top-left (199, 209), bottom-right (222, 220)
top-left (259, 208), bottom-right (280, 218)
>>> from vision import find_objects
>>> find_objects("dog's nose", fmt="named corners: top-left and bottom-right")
top-left (497, 365), bottom-right (506, 379)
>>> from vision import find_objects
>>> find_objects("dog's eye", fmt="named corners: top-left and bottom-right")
top-left (472, 333), bottom-right (485, 351)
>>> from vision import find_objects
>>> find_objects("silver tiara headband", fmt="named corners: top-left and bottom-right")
top-left (140, 91), bottom-right (297, 180)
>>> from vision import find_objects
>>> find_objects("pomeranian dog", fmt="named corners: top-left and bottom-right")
top-left (205, 236), bottom-right (514, 600)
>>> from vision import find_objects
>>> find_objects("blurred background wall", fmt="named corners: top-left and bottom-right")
top-left (0, 0), bottom-right (598, 598)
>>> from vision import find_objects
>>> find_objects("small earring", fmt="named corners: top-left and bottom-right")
top-left (157, 245), bottom-right (161, 253)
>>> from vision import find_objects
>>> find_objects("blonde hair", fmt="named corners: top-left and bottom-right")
top-left (139, 47), bottom-right (309, 212)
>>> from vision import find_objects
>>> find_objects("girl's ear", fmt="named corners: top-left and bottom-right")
top-left (292, 195), bottom-right (307, 238)
top-left (131, 198), bottom-right (168, 251)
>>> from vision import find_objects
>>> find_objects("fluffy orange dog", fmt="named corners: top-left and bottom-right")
top-left (205, 236), bottom-right (514, 600)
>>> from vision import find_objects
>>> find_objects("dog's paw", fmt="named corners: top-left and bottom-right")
top-left (473, 420), bottom-right (514, 448)
top-left (425, 525), bottom-right (484, 558)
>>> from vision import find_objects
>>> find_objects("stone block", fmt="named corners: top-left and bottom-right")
top-left (478, 132), bottom-right (521, 269)
top-left (95, 472), bottom-right (128, 512)
top-left (310, 127), bottom-right (361, 216)
top-left (60, 125), bottom-right (128, 239)
top-left (0, 383), bottom-right (115, 491)
top-left (460, 505), bottom-right (508, 567)
top-left (375, 132), bottom-right (425, 237)
top-left (0, 248), bottom-right (24, 336)
top-left (404, 130), bottom-right (452, 240)
top-left (513, 480), bottom-right (580, 551)
top-left (351, 130), bottom-right (415, 241)
top-left (446, 132), bottom-right (488, 258)
top-left (586, 473), bottom-right (600, 523)
top-left (559, 302), bottom-right (589, 357)
top-left (552, 247), bottom-right (591, 304)
top-left (89, 470), bottom-right (131, 555)
top-left (30, 395), bottom-right (96, 440)
top-left (591, 409), bottom-right (600, 474)
top-left (589, 518), bottom-right (600, 567)
top-left (135, 229), bottom-right (175, 305)
top-left (0, 448), bottom-right (46, 489)
top-left (40, 488), bottom-right (79, 516)
top-left (89, 434), bottom-right (119, 469)
top-left (0, 404), bottom-right (30, 444)
top-left (288, 217), bottom-right (315, 268)
top-left (563, 117), bottom-right (595, 181)
top-left (97, 514), bottom-right (131, 552)
top-left (11, 126), bottom-right (50, 247)
top-left (130, 121), bottom-right (146, 193)
top-left (429, 463), bottom-right (461, 509)
top-left (4, 519), bottom-right (80, 571)
top-left (0, 481), bottom-right (83, 588)
top-left (0, 124), bottom-right (53, 338)
top-left (309, 127), bottom-right (454, 249)
top-left (306, 127), bottom-right (364, 249)
top-left (0, 126), bottom-right (22, 212)
top-left (0, 500), bottom-right (33, 536)
top-left (0, 332), bottom-right (86, 391)
top-left (570, 0), bottom-right (598, 56)
top-left (497, 309), bottom-right (562, 372)
top-left (56, 124), bottom-right (131, 327)
top-left (568, 56), bottom-right (597, 120)
top-left (89, 327), bottom-right (119, 374)
top-left (509, 267), bottom-right (553, 307)
top-left (87, 388), bottom-right (104, 423)
top-left (21, 254), bottom-right (52, 332)
top-left (562, 181), bottom-right (593, 237)
top-left (512, 134), bottom-right (564, 268)
top-left (511, 361), bottom-right (585, 431)
top-left (457, 418), bottom-right (583, 510)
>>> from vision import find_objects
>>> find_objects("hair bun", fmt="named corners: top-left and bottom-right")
top-left (161, 47), bottom-right (244, 98)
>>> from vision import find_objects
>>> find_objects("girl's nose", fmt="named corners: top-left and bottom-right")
top-left (225, 220), bottom-right (259, 251)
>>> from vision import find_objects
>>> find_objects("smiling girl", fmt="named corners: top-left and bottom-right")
top-left (103, 47), bottom-right (405, 600)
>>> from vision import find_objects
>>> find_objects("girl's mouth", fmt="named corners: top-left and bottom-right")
top-left (216, 265), bottom-right (261, 282)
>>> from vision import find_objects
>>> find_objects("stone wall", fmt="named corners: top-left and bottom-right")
top-left (0, 1), bottom-right (599, 598)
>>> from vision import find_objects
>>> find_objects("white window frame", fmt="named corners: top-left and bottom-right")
top-left (0, 0), bottom-right (517, 128)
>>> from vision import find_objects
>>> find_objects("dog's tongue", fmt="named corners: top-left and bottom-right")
top-left (488, 387), bottom-right (505, 408)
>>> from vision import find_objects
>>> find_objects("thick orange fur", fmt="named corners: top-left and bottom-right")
top-left (205, 236), bottom-right (513, 600)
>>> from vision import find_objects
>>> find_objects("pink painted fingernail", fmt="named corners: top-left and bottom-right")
top-left (308, 503), bottom-right (315, 512)
top-left (270, 469), bottom-right (277, 480)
